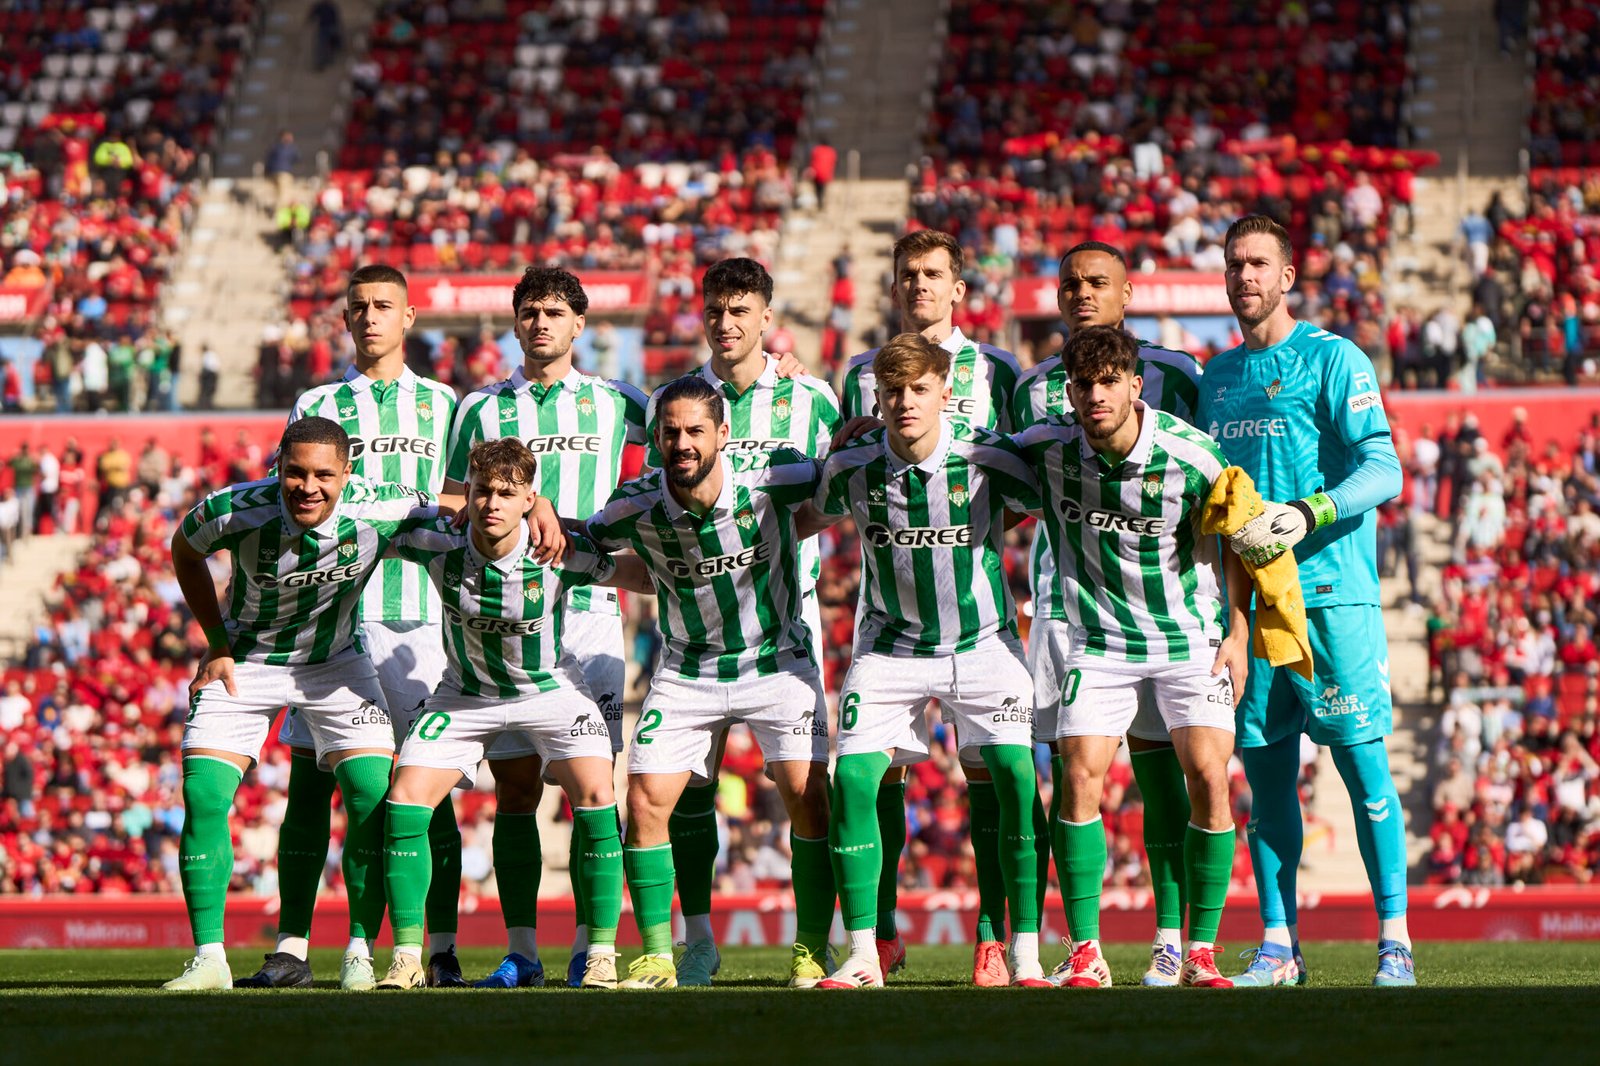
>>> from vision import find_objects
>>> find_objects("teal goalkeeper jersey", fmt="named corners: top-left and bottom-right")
top-left (1197, 319), bottom-right (1392, 609)
top-left (392, 522), bottom-right (617, 699)
top-left (178, 475), bottom-right (438, 665)
top-left (1012, 339), bottom-right (1203, 622)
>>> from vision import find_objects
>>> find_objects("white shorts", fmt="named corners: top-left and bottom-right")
top-left (399, 668), bottom-right (612, 789)
top-left (1053, 654), bottom-right (1237, 740)
top-left (629, 662), bottom-right (828, 783)
top-left (184, 647), bottom-right (392, 770)
top-left (278, 621), bottom-right (446, 749)
top-left (1030, 618), bottom-right (1171, 744)
top-left (484, 607), bottom-right (626, 759)
top-left (839, 639), bottom-right (1033, 768)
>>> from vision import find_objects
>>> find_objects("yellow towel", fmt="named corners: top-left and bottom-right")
top-left (1200, 467), bottom-right (1315, 681)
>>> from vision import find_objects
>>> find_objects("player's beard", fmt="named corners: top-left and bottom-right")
top-left (1082, 401), bottom-right (1132, 442)
top-left (522, 338), bottom-right (572, 368)
top-left (1230, 283), bottom-right (1282, 329)
top-left (666, 448), bottom-right (717, 489)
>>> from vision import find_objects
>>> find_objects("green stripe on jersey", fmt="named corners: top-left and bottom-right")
top-left (841, 335), bottom-right (1019, 430)
top-left (179, 476), bottom-right (437, 666)
top-left (290, 372), bottom-right (456, 624)
top-left (813, 422), bottom-right (1038, 657)
top-left (587, 449), bottom-right (818, 680)
top-left (1013, 409), bottom-right (1227, 663)
top-left (447, 369), bottom-right (647, 615)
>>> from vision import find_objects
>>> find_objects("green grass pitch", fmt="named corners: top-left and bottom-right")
top-left (3, 944), bottom-right (1597, 1063)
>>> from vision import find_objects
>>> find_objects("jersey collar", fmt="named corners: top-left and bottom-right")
top-left (884, 415), bottom-right (953, 477)
top-left (468, 522), bottom-right (530, 574)
top-left (1079, 400), bottom-right (1155, 473)
top-left (661, 454), bottom-right (735, 521)
top-left (698, 353), bottom-right (777, 397)
top-left (510, 364), bottom-right (589, 398)
top-left (939, 328), bottom-right (971, 355)
top-left (343, 364), bottom-right (418, 393)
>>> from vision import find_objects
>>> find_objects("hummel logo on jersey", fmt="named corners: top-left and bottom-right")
top-left (663, 541), bottom-right (773, 579)
top-left (526, 434), bottom-right (603, 454)
top-left (992, 695), bottom-right (1030, 723)
top-left (949, 483), bottom-right (969, 507)
top-left (1058, 498), bottom-right (1168, 535)
top-left (792, 707), bottom-right (826, 736)
top-left (261, 546), bottom-right (279, 561)
top-left (256, 561), bottom-right (366, 589)
top-left (735, 508), bottom-right (756, 530)
top-left (349, 434), bottom-right (440, 459)
top-left (1264, 378), bottom-right (1283, 400)
top-left (1210, 418), bottom-right (1288, 439)
top-left (1143, 473), bottom-right (1163, 497)
top-left (869, 487), bottom-right (887, 502)
top-left (443, 604), bottom-right (545, 635)
top-left (1061, 462), bottom-right (1081, 480)
top-left (569, 712), bottom-right (609, 737)
top-left (1047, 382), bottom-right (1066, 407)
top-left (339, 405), bottom-right (357, 418)
top-left (445, 568), bottom-right (462, 589)
top-left (862, 522), bottom-right (975, 548)
top-left (525, 581), bottom-right (542, 602)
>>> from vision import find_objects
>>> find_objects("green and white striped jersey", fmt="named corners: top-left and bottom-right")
top-left (446, 365), bottom-right (647, 615)
top-left (178, 475), bottom-right (437, 666)
top-left (1013, 404), bottom-right (1228, 663)
top-left (814, 418), bottom-right (1039, 656)
top-left (392, 522), bottom-right (617, 699)
top-left (288, 366), bottom-right (457, 625)
top-left (841, 328), bottom-right (1020, 430)
top-left (1012, 340), bottom-right (1203, 622)
top-left (586, 448), bottom-right (819, 682)
top-left (644, 355), bottom-right (840, 592)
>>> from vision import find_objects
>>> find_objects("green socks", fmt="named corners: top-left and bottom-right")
top-left (275, 753), bottom-right (336, 939)
top-left (831, 753), bottom-right (892, 933)
top-left (333, 754), bottom-right (392, 942)
top-left (426, 799), bottom-right (461, 940)
top-left (1132, 745), bottom-right (1191, 935)
top-left (980, 745), bottom-right (1041, 935)
top-left (624, 844), bottom-right (676, 954)
top-left (574, 806), bottom-right (624, 949)
top-left (1031, 788), bottom-right (1051, 920)
top-left (669, 781), bottom-right (719, 927)
top-left (385, 802), bottom-right (434, 949)
top-left (1059, 816), bottom-right (1107, 943)
top-left (493, 811), bottom-right (542, 932)
top-left (968, 779), bottom-right (1006, 943)
top-left (874, 778), bottom-right (907, 940)
top-left (1186, 822), bottom-right (1236, 945)
top-left (179, 757), bottom-right (243, 944)
top-left (790, 831), bottom-right (836, 955)
top-left (569, 816), bottom-right (590, 936)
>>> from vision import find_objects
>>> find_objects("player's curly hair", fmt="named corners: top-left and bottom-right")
top-left (467, 437), bottom-right (537, 488)
top-left (654, 373), bottom-right (726, 427)
top-left (512, 266), bottom-right (589, 317)
top-left (1062, 325), bottom-right (1139, 383)
top-left (873, 332), bottom-right (950, 389)
top-left (1224, 213), bottom-right (1294, 265)
top-left (279, 416), bottom-right (350, 463)
top-left (892, 228), bottom-right (964, 278)
top-left (702, 257), bottom-right (774, 307)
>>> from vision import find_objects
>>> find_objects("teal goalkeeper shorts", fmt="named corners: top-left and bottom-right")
top-left (1235, 603), bottom-right (1393, 748)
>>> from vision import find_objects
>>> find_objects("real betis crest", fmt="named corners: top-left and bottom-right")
top-left (577, 395), bottom-right (596, 416)
top-left (735, 507), bottom-right (756, 530)
top-left (338, 541), bottom-right (358, 559)
top-left (418, 401), bottom-right (433, 421)
top-left (773, 396), bottom-right (791, 422)
top-left (949, 483), bottom-right (969, 507)
top-left (954, 363), bottom-right (974, 385)
top-left (1264, 378), bottom-right (1283, 400)
top-left (1142, 472), bottom-right (1163, 497)
top-left (525, 580), bottom-right (543, 602)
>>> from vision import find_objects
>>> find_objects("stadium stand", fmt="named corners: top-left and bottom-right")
top-left (0, 1), bottom-right (261, 413)
top-left (912, 0), bottom-right (1435, 355)
top-left (1418, 412), bottom-right (1600, 885)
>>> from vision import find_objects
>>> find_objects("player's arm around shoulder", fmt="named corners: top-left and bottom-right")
top-left (966, 425), bottom-right (1044, 520)
top-left (563, 530), bottom-right (653, 595)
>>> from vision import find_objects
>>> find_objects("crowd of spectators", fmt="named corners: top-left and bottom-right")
top-left (1413, 410), bottom-right (1600, 885)
top-left (910, 0), bottom-right (1431, 358)
top-left (0, 1), bottom-right (259, 414)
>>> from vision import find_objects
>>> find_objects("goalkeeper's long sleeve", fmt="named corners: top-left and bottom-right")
top-left (1325, 433), bottom-right (1402, 520)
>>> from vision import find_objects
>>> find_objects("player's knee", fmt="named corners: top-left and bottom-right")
top-left (832, 757), bottom-right (883, 812)
top-left (627, 787), bottom-right (670, 845)
top-left (496, 774), bottom-right (543, 814)
top-left (1184, 763), bottom-right (1231, 822)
